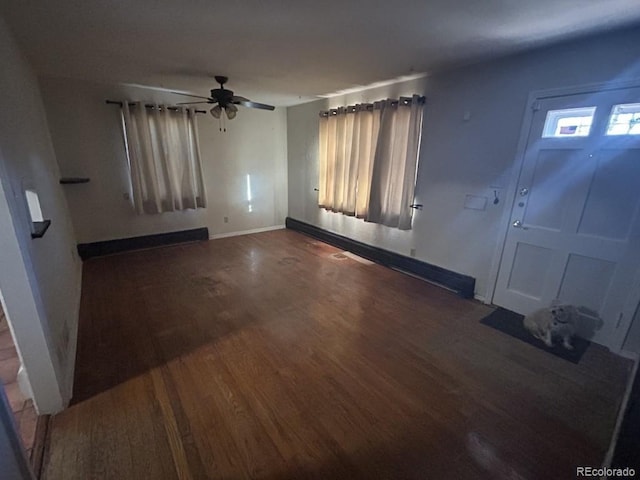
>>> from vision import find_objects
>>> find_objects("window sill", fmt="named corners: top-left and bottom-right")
top-left (31, 220), bottom-right (51, 239)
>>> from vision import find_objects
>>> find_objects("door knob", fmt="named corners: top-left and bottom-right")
top-left (519, 188), bottom-right (529, 196)
top-left (512, 220), bottom-right (527, 229)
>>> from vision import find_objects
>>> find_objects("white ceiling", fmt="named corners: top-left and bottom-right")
top-left (2, 0), bottom-right (640, 106)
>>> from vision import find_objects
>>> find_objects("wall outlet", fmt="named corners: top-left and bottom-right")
top-left (223, 216), bottom-right (229, 223)
top-left (410, 248), bottom-right (416, 257)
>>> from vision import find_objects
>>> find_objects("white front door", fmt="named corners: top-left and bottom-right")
top-left (493, 86), bottom-right (640, 350)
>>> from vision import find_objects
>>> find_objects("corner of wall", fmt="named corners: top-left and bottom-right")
top-left (0, 14), bottom-right (81, 413)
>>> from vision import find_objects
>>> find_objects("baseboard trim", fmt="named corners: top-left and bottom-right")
top-left (474, 294), bottom-right (488, 304)
top-left (285, 217), bottom-right (475, 298)
top-left (77, 227), bottom-right (209, 260)
top-left (209, 225), bottom-right (285, 240)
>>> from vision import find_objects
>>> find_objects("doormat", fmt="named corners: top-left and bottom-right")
top-left (480, 307), bottom-right (590, 364)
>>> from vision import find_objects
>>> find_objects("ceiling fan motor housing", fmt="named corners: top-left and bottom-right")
top-left (211, 88), bottom-right (234, 107)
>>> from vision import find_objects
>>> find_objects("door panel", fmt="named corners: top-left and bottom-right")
top-left (493, 87), bottom-right (640, 350)
top-left (557, 254), bottom-right (616, 313)
top-left (507, 243), bottom-right (554, 299)
top-left (522, 148), bottom-right (589, 231)
top-left (577, 149), bottom-right (640, 240)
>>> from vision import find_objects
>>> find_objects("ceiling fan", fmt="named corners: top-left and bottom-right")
top-left (172, 76), bottom-right (275, 120)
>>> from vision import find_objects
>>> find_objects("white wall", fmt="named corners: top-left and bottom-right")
top-left (0, 16), bottom-right (81, 412)
top-left (287, 26), bottom-right (640, 300)
top-left (39, 77), bottom-right (288, 244)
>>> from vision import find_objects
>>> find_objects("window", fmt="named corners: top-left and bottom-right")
top-left (120, 102), bottom-right (207, 214)
top-left (318, 95), bottom-right (424, 230)
top-left (542, 107), bottom-right (596, 138)
top-left (606, 103), bottom-right (640, 136)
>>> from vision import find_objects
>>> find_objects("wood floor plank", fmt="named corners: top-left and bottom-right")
top-left (41, 230), bottom-right (632, 479)
top-left (150, 367), bottom-right (193, 480)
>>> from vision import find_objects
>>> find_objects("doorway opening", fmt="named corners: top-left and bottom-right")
top-left (0, 299), bottom-right (37, 460)
top-left (491, 83), bottom-right (640, 353)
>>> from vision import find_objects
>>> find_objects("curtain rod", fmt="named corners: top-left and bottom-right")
top-left (105, 100), bottom-right (207, 114)
top-left (319, 95), bottom-right (425, 118)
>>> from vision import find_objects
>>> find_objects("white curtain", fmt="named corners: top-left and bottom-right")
top-left (367, 95), bottom-right (424, 230)
top-left (121, 102), bottom-right (207, 214)
top-left (318, 95), bottom-right (423, 229)
top-left (318, 105), bottom-right (380, 216)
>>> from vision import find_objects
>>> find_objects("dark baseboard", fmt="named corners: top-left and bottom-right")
top-left (77, 227), bottom-right (209, 260)
top-left (285, 217), bottom-right (475, 298)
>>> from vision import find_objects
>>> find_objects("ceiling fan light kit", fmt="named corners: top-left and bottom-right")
top-left (225, 104), bottom-right (238, 119)
top-left (210, 105), bottom-right (222, 119)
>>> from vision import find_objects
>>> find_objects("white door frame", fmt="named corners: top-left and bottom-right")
top-left (486, 79), bottom-right (640, 353)
top-left (0, 146), bottom-right (65, 414)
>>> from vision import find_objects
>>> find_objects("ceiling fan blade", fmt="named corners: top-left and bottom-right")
top-left (169, 91), bottom-right (212, 100)
top-left (233, 99), bottom-right (275, 111)
top-left (176, 101), bottom-right (211, 105)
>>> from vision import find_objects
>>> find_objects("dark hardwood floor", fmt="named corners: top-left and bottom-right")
top-left (42, 229), bottom-right (632, 479)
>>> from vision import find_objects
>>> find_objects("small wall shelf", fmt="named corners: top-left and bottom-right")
top-left (31, 220), bottom-right (51, 239)
top-left (60, 177), bottom-right (90, 185)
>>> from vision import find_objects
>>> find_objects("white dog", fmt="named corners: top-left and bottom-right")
top-left (523, 304), bottom-right (579, 350)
